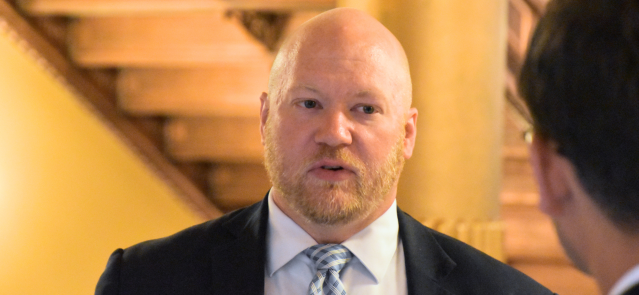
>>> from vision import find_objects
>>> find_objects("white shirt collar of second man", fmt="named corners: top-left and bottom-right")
top-left (609, 264), bottom-right (639, 295)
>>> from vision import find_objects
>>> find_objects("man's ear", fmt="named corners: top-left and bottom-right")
top-left (259, 92), bottom-right (269, 145)
top-left (529, 132), bottom-right (573, 216)
top-left (402, 107), bottom-right (418, 159)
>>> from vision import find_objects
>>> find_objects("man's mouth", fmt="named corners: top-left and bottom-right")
top-left (308, 160), bottom-right (355, 181)
top-left (322, 165), bottom-right (344, 171)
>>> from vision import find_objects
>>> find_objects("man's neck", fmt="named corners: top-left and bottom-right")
top-left (587, 221), bottom-right (639, 294)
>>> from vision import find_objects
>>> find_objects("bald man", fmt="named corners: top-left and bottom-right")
top-left (96, 8), bottom-right (554, 295)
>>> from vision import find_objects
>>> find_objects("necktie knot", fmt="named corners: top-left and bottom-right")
top-left (304, 244), bottom-right (353, 271)
top-left (303, 244), bottom-right (352, 295)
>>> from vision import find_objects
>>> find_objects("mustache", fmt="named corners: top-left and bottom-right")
top-left (306, 146), bottom-right (364, 172)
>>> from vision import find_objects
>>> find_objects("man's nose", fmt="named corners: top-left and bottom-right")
top-left (314, 111), bottom-right (353, 147)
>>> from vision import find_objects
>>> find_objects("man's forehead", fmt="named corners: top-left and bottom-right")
top-left (268, 8), bottom-right (411, 108)
top-left (290, 57), bottom-right (382, 77)
top-left (273, 51), bottom-right (408, 106)
top-left (293, 29), bottom-right (394, 61)
top-left (274, 9), bottom-right (403, 73)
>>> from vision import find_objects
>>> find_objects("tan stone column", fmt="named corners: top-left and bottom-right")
top-left (339, 0), bottom-right (508, 260)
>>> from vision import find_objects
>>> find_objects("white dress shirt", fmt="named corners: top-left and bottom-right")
top-left (264, 194), bottom-right (407, 295)
top-left (609, 264), bottom-right (639, 295)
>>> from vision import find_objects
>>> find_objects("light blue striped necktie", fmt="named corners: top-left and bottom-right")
top-left (303, 244), bottom-right (353, 295)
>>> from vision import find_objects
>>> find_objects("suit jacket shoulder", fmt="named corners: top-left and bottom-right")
top-left (97, 197), bottom-right (555, 295)
top-left (398, 209), bottom-right (555, 295)
top-left (95, 199), bottom-right (268, 295)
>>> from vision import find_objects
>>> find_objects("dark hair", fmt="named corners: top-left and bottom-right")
top-left (519, 0), bottom-right (639, 232)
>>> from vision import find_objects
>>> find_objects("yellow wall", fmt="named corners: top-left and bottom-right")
top-left (0, 31), bottom-right (204, 294)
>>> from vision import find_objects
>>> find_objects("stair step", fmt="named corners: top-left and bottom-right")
top-left (165, 116), bottom-right (263, 163)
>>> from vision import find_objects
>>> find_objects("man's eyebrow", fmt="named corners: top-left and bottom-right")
top-left (289, 85), bottom-right (320, 93)
top-left (355, 90), bottom-right (382, 99)
top-left (288, 86), bottom-right (383, 100)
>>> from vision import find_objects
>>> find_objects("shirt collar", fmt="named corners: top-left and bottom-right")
top-left (266, 194), bottom-right (317, 277)
top-left (266, 193), bottom-right (400, 284)
top-left (342, 201), bottom-right (399, 283)
top-left (609, 264), bottom-right (639, 295)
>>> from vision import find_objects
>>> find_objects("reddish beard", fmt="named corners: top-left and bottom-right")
top-left (263, 119), bottom-right (405, 225)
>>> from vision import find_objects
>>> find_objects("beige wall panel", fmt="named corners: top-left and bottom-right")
top-left (0, 26), bottom-right (203, 295)
top-left (68, 13), bottom-right (271, 67)
top-left (166, 116), bottom-right (263, 162)
top-left (19, 0), bottom-right (335, 15)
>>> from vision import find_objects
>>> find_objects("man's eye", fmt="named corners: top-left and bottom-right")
top-left (360, 105), bottom-right (376, 114)
top-left (302, 100), bottom-right (317, 108)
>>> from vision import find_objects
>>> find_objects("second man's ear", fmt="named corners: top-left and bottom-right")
top-left (529, 133), bottom-right (574, 216)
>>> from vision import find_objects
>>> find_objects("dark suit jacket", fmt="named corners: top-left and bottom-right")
top-left (96, 196), bottom-right (554, 295)
top-left (623, 283), bottom-right (639, 295)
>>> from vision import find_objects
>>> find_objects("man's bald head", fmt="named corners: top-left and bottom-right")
top-left (268, 8), bottom-right (412, 110)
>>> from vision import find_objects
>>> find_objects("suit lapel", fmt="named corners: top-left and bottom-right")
top-left (209, 195), bottom-right (270, 295)
top-left (398, 209), bottom-right (456, 295)
top-left (205, 198), bottom-right (458, 295)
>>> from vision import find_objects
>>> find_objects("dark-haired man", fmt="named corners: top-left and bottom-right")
top-left (519, 0), bottom-right (639, 294)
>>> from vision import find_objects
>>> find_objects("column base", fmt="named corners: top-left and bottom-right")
top-left (421, 218), bottom-right (505, 262)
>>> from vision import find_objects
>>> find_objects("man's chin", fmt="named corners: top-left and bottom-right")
top-left (301, 206), bottom-right (362, 226)
top-left (295, 189), bottom-right (366, 225)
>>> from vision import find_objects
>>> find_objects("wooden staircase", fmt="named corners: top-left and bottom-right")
top-left (1, 0), bottom-right (599, 293)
